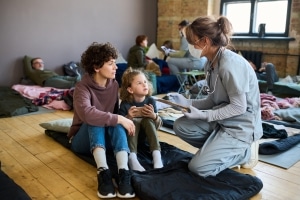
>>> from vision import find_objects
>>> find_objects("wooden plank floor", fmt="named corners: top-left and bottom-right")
top-left (1, 110), bottom-right (300, 200)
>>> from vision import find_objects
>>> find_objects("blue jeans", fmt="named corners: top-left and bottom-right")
top-left (70, 123), bottom-right (130, 155)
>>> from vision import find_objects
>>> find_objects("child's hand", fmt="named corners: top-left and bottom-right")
top-left (141, 104), bottom-right (156, 119)
top-left (128, 106), bottom-right (143, 118)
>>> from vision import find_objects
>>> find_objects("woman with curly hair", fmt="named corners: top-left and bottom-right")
top-left (119, 67), bottom-right (163, 172)
top-left (68, 42), bottom-right (135, 199)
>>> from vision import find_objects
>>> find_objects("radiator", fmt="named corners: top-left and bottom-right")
top-left (239, 50), bottom-right (263, 69)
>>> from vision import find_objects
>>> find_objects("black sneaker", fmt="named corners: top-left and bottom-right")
top-left (97, 168), bottom-right (116, 198)
top-left (117, 169), bottom-right (135, 198)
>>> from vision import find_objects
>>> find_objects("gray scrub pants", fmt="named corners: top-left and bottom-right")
top-left (167, 57), bottom-right (207, 82)
top-left (173, 116), bottom-right (251, 177)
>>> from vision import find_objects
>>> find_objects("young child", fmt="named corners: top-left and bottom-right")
top-left (119, 68), bottom-right (163, 171)
top-left (68, 42), bottom-right (135, 199)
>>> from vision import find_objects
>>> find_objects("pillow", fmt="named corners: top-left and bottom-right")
top-left (146, 43), bottom-right (163, 59)
top-left (116, 63), bottom-right (128, 86)
top-left (116, 53), bottom-right (127, 64)
top-left (42, 100), bottom-right (71, 111)
top-left (23, 55), bottom-right (32, 69)
top-left (39, 118), bottom-right (72, 133)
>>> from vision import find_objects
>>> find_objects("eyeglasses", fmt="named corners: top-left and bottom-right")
top-left (33, 61), bottom-right (44, 65)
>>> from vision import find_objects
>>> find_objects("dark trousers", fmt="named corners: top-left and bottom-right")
top-left (256, 63), bottom-right (279, 90)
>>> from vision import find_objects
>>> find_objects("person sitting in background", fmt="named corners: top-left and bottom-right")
top-left (127, 35), bottom-right (161, 76)
top-left (249, 61), bottom-right (279, 95)
top-left (165, 20), bottom-right (207, 81)
top-left (160, 40), bottom-right (175, 61)
top-left (25, 57), bottom-right (80, 89)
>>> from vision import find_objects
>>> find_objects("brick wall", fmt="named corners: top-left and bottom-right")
top-left (157, 0), bottom-right (300, 77)
top-left (157, 0), bottom-right (209, 49)
top-left (233, 40), bottom-right (294, 78)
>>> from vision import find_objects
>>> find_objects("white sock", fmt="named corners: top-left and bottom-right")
top-left (116, 151), bottom-right (129, 171)
top-left (152, 150), bottom-right (163, 169)
top-left (93, 148), bottom-right (108, 173)
top-left (128, 153), bottom-right (145, 172)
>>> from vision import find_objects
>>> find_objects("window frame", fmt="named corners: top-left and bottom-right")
top-left (220, 0), bottom-right (292, 37)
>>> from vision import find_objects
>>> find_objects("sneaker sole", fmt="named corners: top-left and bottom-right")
top-left (117, 191), bottom-right (135, 198)
top-left (97, 191), bottom-right (116, 198)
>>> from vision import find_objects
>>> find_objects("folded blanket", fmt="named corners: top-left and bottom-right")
top-left (0, 86), bottom-right (38, 117)
top-left (274, 108), bottom-right (300, 123)
top-left (262, 123), bottom-right (288, 139)
top-left (265, 120), bottom-right (300, 129)
top-left (132, 161), bottom-right (263, 200)
top-left (259, 134), bottom-right (300, 155)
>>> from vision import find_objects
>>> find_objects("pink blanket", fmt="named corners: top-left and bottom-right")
top-left (260, 93), bottom-right (300, 120)
top-left (12, 84), bottom-right (71, 110)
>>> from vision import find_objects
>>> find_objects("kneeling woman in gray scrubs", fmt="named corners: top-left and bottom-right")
top-left (168, 16), bottom-right (263, 177)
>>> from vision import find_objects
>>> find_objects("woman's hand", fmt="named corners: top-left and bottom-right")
top-left (118, 115), bottom-right (135, 136)
top-left (183, 105), bottom-right (208, 120)
top-left (167, 92), bottom-right (191, 107)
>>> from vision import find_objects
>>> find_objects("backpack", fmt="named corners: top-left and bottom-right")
top-left (63, 61), bottom-right (84, 77)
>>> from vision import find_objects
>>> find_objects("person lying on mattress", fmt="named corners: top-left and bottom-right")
top-left (248, 60), bottom-right (279, 95)
top-left (168, 16), bottom-right (263, 177)
top-left (119, 67), bottom-right (163, 172)
top-left (67, 42), bottom-right (135, 199)
top-left (25, 57), bottom-right (81, 89)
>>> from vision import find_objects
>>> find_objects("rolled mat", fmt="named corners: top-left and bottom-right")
top-left (259, 134), bottom-right (300, 155)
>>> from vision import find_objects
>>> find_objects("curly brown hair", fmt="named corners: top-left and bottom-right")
top-left (119, 67), bottom-right (153, 103)
top-left (81, 42), bottom-right (118, 75)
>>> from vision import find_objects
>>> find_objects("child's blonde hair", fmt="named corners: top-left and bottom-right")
top-left (119, 67), bottom-right (153, 102)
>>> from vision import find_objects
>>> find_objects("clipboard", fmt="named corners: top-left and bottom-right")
top-left (156, 98), bottom-right (190, 111)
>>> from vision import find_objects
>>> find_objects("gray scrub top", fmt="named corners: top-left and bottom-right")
top-left (199, 49), bottom-right (263, 143)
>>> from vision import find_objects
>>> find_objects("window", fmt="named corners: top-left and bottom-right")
top-left (220, 0), bottom-right (292, 37)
